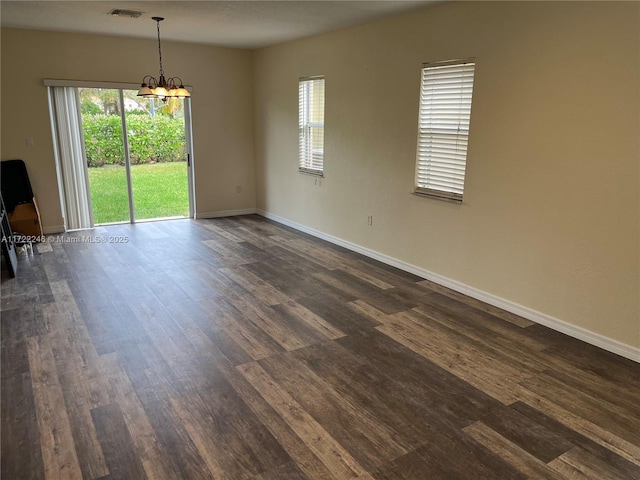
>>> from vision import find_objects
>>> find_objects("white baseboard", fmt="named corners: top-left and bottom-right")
top-left (196, 208), bottom-right (256, 219)
top-left (43, 225), bottom-right (65, 234)
top-left (257, 209), bottom-right (640, 363)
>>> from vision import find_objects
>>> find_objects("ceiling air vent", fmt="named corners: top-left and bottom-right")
top-left (109, 9), bottom-right (143, 18)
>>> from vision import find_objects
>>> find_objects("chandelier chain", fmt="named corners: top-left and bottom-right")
top-left (156, 18), bottom-right (164, 77)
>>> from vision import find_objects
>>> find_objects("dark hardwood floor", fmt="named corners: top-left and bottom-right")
top-left (2, 215), bottom-right (639, 479)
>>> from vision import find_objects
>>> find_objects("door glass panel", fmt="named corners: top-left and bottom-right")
top-left (79, 88), bottom-right (130, 224)
top-left (125, 92), bottom-right (189, 221)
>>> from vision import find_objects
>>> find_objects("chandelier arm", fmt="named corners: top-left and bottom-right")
top-left (141, 75), bottom-right (157, 86)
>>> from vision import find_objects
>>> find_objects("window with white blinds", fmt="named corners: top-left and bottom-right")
top-left (299, 76), bottom-right (325, 175)
top-left (415, 59), bottom-right (475, 202)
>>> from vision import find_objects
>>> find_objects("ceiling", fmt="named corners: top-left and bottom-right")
top-left (0, 1), bottom-right (438, 49)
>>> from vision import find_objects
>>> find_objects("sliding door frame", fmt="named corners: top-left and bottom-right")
top-left (45, 79), bottom-right (195, 226)
top-left (118, 89), bottom-right (136, 222)
top-left (184, 98), bottom-right (196, 218)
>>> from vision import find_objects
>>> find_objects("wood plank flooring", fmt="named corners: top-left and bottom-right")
top-left (2, 215), bottom-right (639, 479)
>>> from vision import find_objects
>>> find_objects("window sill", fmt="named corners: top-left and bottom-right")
top-left (412, 190), bottom-right (463, 204)
top-left (299, 168), bottom-right (324, 177)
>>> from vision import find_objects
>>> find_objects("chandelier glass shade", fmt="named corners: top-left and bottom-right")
top-left (138, 17), bottom-right (190, 101)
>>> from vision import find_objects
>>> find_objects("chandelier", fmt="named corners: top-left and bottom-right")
top-left (137, 17), bottom-right (190, 102)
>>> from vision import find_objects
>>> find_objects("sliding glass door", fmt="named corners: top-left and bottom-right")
top-left (50, 83), bottom-right (194, 229)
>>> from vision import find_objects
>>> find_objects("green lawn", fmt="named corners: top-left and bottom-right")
top-left (88, 162), bottom-right (189, 224)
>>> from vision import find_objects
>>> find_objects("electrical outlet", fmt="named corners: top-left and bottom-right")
top-left (367, 215), bottom-right (373, 226)
top-left (236, 185), bottom-right (242, 194)
top-left (26, 136), bottom-right (34, 147)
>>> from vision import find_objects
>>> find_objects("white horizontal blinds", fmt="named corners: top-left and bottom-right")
top-left (299, 77), bottom-right (325, 174)
top-left (415, 60), bottom-right (475, 201)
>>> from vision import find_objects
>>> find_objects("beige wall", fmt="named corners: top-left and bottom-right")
top-left (1, 28), bottom-right (256, 227)
top-left (253, 1), bottom-right (640, 348)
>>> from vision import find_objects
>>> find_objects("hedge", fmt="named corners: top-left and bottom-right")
top-left (83, 114), bottom-right (186, 167)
